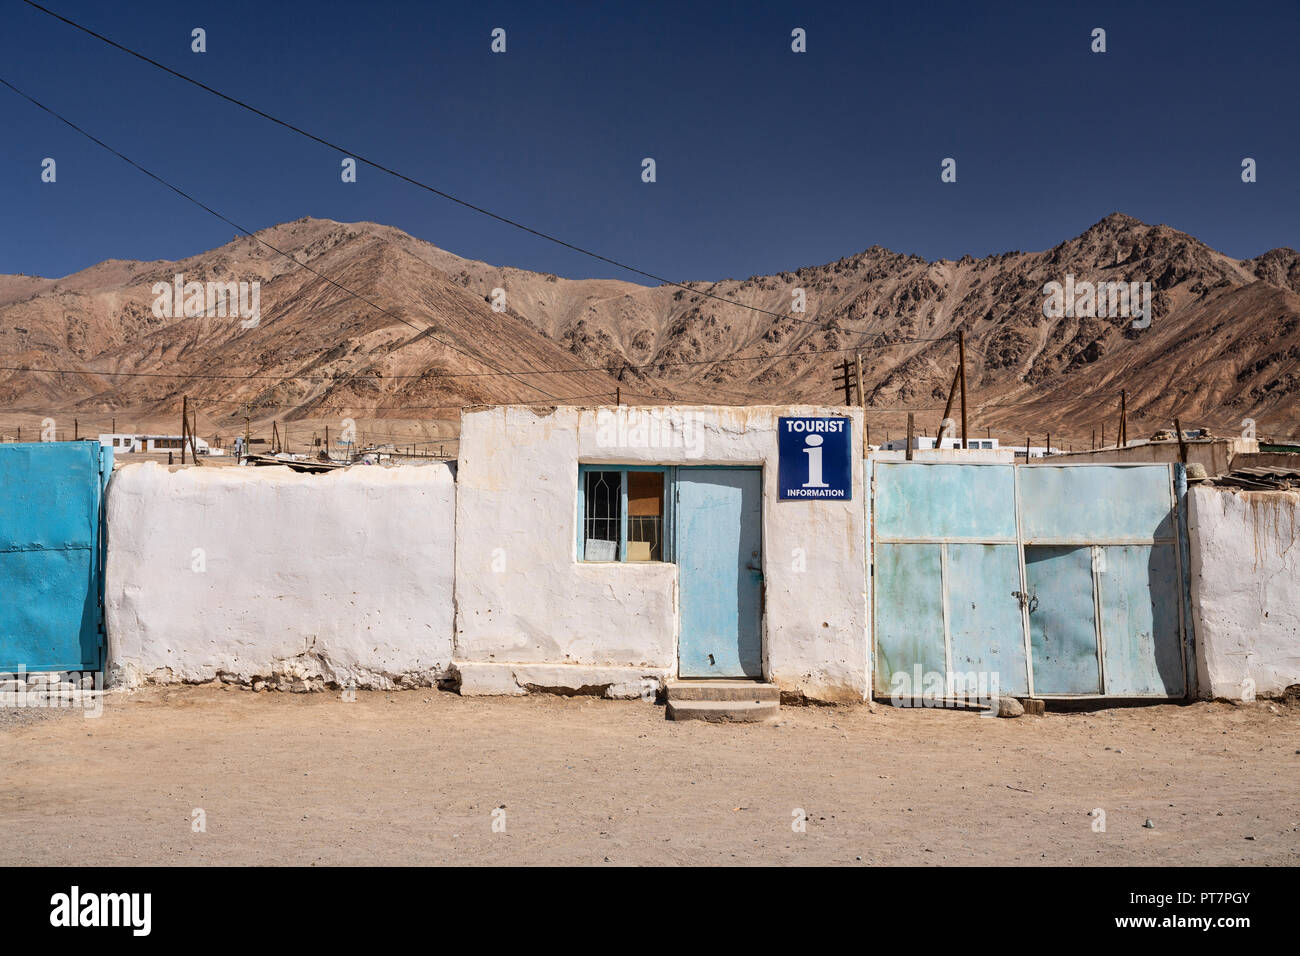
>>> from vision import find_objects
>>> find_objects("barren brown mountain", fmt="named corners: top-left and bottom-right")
top-left (1, 212), bottom-right (1296, 451)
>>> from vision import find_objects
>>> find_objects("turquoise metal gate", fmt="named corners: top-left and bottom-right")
top-left (0, 441), bottom-right (113, 672)
top-left (871, 461), bottom-right (1189, 700)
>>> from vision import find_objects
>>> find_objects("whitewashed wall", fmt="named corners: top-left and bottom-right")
top-left (453, 405), bottom-right (869, 701)
top-left (1188, 486), bottom-right (1300, 699)
top-left (105, 462), bottom-right (455, 688)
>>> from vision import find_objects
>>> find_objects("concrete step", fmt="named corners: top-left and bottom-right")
top-left (665, 698), bottom-right (780, 723)
top-left (666, 680), bottom-right (780, 703)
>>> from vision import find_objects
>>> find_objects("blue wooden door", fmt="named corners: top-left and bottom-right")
top-left (676, 468), bottom-right (763, 678)
top-left (0, 441), bottom-right (112, 673)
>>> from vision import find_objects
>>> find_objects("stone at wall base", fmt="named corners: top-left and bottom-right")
top-left (452, 661), bottom-right (668, 699)
top-left (995, 696), bottom-right (1025, 718)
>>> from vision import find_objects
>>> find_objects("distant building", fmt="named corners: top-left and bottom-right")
top-left (1048, 436), bottom-right (1257, 475)
top-left (1013, 445), bottom-right (1063, 460)
top-left (98, 433), bottom-right (209, 454)
top-left (878, 436), bottom-right (1000, 451)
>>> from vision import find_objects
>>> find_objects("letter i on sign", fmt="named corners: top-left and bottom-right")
top-left (803, 434), bottom-right (829, 488)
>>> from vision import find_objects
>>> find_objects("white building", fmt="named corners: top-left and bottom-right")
top-left (99, 433), bottom-right (210, 454)
top-left (879, 436), bottom-right (1000, 451)
top-left (452, 405), bottom-right (869, 702)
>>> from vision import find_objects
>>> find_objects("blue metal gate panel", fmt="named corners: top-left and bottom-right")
top-left (873, 543), bottom-right (945, 694)
top-left (1025, 545), bottom-right (1102, 695)
top-left (948, 543), bottom-right (1029, 697)
top-left (875, 462), bottom-right (1016, 540)
top-left (1097, 544), bottom-right (1185, 696)
top-left (676, 467), bottom-right (763, 678)
top-left (872, 460), bottom-right (1188, 700)
top-left (0, 441), bottom-right (112, 672)
top-left (1018, 465), bottom-right (1174, 542)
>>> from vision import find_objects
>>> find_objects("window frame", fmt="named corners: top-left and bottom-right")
top-left (577, 464), bottom-right (674, 563)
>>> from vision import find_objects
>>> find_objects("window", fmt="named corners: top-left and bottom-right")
top-left (579, 466), bottom-right (670, 562)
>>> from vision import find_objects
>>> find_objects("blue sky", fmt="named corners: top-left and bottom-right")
top-left (1, 0), bottom-right (1296, 282)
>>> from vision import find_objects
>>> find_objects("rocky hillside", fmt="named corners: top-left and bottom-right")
top-left (1, 213), bottom-right (1296, 445)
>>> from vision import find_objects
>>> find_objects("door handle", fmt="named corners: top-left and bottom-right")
top-left (1012, 590), bottom-right (1039, 613)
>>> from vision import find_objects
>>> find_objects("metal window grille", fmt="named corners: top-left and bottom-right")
top-left (584, 470), bottom-right (621, 561)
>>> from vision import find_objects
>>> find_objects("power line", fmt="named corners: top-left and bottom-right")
top-left (187, 390), bottom-right (624, 413)
top-left (20, 0), bottom-right (837, 329)
top-left (0, 335), bottom-right (952, 386)
top-left (0, 69), bottom-right (946, 406)
top-left (0, 73), bottom-right (567, 405)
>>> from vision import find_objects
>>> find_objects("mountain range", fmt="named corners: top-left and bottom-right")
top-left (1, 212), bottom-right (1296, 449)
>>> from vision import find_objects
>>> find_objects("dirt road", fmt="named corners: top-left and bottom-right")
top-left (1, 686), bottom-right (1296, 865)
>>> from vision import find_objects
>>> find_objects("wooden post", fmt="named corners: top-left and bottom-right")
top-left (1174, 418), bottom-right (1187, 464)
top-left (1091, 428), bottom-right (1096, 450)
top-left (958, 331), bottom-right (968, 449)
top-left (616, 386), bottom-right (621, 405)
top-left (180, 397), bottom-right (188, 464)
top-left (187, 401), bottom-right (201, 465)
top-left (854, 352), bottom-right (865, 408)
top-left (1101, 423), bottom-right (1106, 448)
top-left (74, 418), bottom-right (78, 441)
top-left (937, 363), bottom-right (960, 448)
top-left (1046, 432), bottom-right (1051, 458)
top-left (832, 359), bottom-right (855, 405)
top-left (1025, 434), bottom-right (1030, 461)
top-left (1119, 390), bottom-right (1128, 447)
top-left (905, 412), bottom-right (914, 461)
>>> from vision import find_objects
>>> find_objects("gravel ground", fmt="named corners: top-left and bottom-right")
top-left (1, 685), bottom-right (1297, 866)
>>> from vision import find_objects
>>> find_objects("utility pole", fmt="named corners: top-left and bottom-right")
top-left (180, 397), bottom-right (188, 464)
top-left (832, 358), bottom-right (856, 405)
top-left (958, 331), bottom-right (969, 449)
top-left (74, 418), bottom-right (79, 441)
top-left (905, 412), bottom-right (914, 461)
top-left (1118, 390), bottom-right (1128, 447)
top-left (854, 352), bottom-right (865, 408)
top-left (189, 400), bottom-right (201, 464)
top-left (1174, 418), bottom-right (1188, 464)
top-left (937, 363), bottom-right (960, 448)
